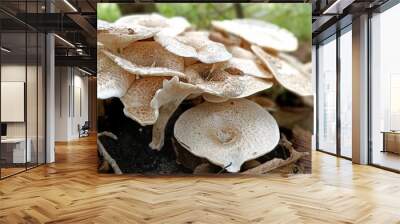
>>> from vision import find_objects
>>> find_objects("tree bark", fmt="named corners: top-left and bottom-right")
top-left (118, 3), bottom-right (156, 15)
top-left (234, 3), bottom-right (244, 18)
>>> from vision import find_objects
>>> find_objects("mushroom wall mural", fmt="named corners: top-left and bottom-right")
top-left (97, 3), bottom-right (312, 175)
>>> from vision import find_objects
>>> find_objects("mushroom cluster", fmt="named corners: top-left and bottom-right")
top-left (98, 14), bottom-right (312, 173)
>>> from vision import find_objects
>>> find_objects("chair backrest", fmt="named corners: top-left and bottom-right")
top-left (82, 121), bottom-right (90, 129)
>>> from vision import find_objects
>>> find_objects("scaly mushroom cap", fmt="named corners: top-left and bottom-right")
top-left (120, 77), bottom-right (166, 126)
top-left (101, 49), bottom-right (186, 78)
top-left (174, 99), bottom-right (280, 172)
top-left (251, 45), bottom-right (312, 96)
top-left (97, 21), bottom-right (157, 49)
top-left (155, 31), bottom-right (232, 64)
top-left (115, 13), bottom-right (190, 37)
top-left (122, 41), bottom-right (184, 72)
top-left (185, 63), bottom-right (273, 98)
top-left (97, 51), bottom-right (135, 99)
top-left (212, 19), bottom-right (298, 52)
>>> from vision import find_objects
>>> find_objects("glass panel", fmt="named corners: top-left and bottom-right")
top-left (317, 36), bottom-right (337, 154)
top-left (0, 0), bottom-right (46, 179)
top-left (371, 4), bottom-right (400, 171)
top-left (339, 28), bottom-right (352, 158)
top-left (1, 31), bottom-right (27, 177)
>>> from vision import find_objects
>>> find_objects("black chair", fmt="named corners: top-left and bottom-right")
top-left (78, 121), bottom-right (90, 138)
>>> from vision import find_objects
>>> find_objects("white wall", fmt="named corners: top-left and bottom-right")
top-left (54, 67), bottom-right (89, 141)
top-left (55, 66), bottom-right (69, 141)
top-left (1, 65), bottom-right (37, 138)
top-left (1, 66), bottom-right (26, 138)
top-left (1, 63), bottom-right (46, 164)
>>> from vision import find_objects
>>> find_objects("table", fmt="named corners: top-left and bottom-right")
top-left (381, 131), bottom-right (400, 154)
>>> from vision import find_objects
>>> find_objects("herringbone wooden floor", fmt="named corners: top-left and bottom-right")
top-left (1, 135), bottom-right (400, 224)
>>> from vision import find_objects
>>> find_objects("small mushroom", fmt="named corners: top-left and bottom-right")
top-left (120, 77), bottom-right (167, 126)
top-left (97, 50), bottom-right (135, 99)
top-left (122, 41), bottom-right (184, 72)
top-left (212, 19), bottom-right (298, 52)
top-left (174, 99), bottom-right (280, 172)
top-left (154, 31), bottom-right (232, 64)
top-left (101, 49), bottom-right (186, 78)
top-left (251, 45), bottom-right (312, 96)
top-left (149, 77), bottom-right (201, 150)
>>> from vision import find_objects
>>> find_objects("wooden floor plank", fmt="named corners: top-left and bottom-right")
top-left (0, 135), bottom-right (400, 223)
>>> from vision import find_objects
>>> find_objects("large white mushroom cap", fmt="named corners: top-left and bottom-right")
top-left (212, 19), bottom-right (298, 52)
top-left (97, 20), bottom-right (157, 49)
top-left (174, 99), bottom-right (280, 172)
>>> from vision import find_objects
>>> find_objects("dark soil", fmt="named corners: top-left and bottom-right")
top-left (98, 98), bottom-right (194, 174)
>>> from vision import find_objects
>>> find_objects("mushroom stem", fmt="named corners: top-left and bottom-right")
top-left (149, 98), bottom-right (184, 150)
top-left (98, 132), bottom-right (123, 174)
top-left (149, 77), bottom-right (201, 150)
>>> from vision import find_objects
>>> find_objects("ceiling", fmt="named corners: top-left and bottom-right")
top-left (312, 0), bottom-right (389, 43)
top-left (0, 0), bottom-right (97, 73)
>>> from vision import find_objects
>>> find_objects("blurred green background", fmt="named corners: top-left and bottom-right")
top-left (97, 3), bottom-right (311, 43)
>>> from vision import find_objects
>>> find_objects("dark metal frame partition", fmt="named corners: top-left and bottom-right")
top-left (0, 0), bottom-right (47, 180)
top-left (315, 22), bottom-right (353, 161)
